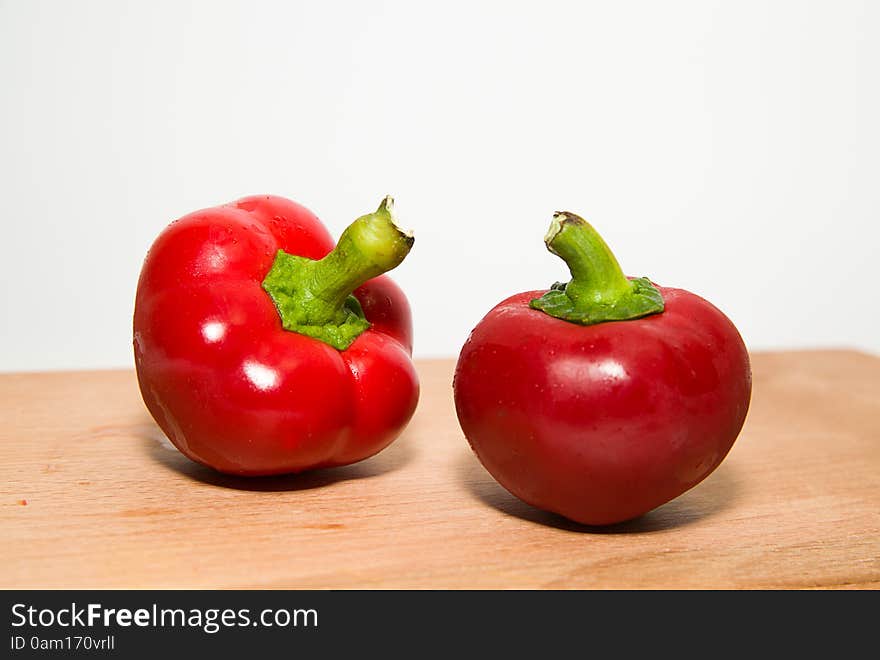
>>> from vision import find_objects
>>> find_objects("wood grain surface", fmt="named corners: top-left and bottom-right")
top-left (1, 350), bottom-right (878, 589)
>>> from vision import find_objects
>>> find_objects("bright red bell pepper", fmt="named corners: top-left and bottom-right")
top-left (453, 212), bottom-right (751, 526)
top-left (134, 195), bottom-right (418, 476)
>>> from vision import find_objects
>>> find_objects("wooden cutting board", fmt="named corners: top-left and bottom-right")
top-left (1, 350), bottom-right (878, 589)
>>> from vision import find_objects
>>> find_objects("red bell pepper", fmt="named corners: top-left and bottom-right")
top-left (134, 195), bottom-right (418, 476)
top-left (453, 212), bottom-right (751, 525)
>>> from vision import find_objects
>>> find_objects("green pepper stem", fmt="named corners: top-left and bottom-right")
top-left (529, 212), bottom-right (664, 326)
top-left (545, 212), bottom-right (632, 305)
top-left (261, 196), bottom-right (414, 350)
top-left (306, 196), bottom-right (414, 321)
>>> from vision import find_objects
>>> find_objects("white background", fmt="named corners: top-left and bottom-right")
top-left (1, 0), bottom-right (878, 371)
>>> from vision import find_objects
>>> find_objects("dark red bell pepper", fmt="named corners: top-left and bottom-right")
top-left (134, 195), bottom-right (418, 476)
top-left (453, 212), bottom-right (751, 526)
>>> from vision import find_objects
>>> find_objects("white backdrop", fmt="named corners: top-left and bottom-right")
top-left (1, 0), bottom-right (878, 371)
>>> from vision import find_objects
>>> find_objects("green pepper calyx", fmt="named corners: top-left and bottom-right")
top-left (529, 212), bottom-right (664, 326)
top-left (262, 196), bottom-right (414, 350)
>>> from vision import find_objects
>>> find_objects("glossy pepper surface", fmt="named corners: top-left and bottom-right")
top-left (134, 195), bottom-right (418, 476)
top-left (453, 212), bottom-right (751, 526)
